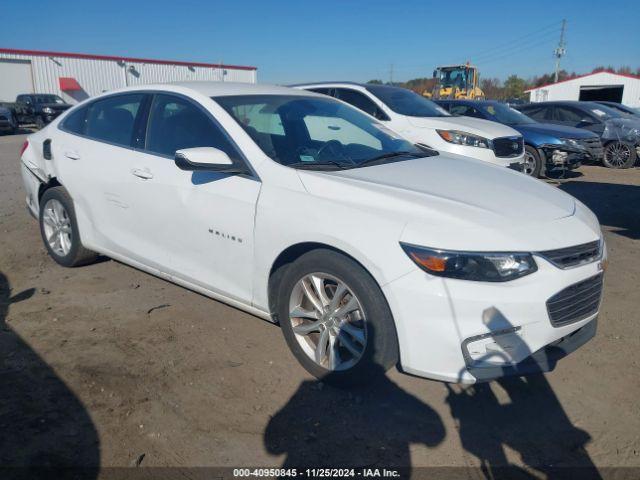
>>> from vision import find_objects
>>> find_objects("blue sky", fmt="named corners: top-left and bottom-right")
top-left (1, 0), bottom-right (638, 84)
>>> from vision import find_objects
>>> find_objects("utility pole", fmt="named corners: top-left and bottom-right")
top-left (554, 19), bottom-right (567, 83)
top-left (388, 63), bottom-right (394, 85)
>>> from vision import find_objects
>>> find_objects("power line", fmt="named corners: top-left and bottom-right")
top-left (471, 29), bottom-right (560, 63)
top-left (475, 36), bottom-right (558, 66)
top-left (462, 20), bottom-right (562, 63)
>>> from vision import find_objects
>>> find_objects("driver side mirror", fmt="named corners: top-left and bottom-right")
top-left (174, 147), bottom-right (247, 174)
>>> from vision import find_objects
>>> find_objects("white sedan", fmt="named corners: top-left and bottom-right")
top-left (20, 82), bottom-right (605, 384)
top-left (294, 82), bottom-right (525, 169)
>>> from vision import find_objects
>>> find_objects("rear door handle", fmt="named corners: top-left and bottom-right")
top-left (131, 168), bottom-right (154, 180)
top-left (64, 151), bottom-right (80, 160)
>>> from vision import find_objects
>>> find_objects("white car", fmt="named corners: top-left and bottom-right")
top-left (20, 82), bottom-right (605, 384)
top-left (294, 82), bottom-right (525, 169)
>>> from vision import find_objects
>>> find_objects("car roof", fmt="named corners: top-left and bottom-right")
top-left (93, 81), bottom-right (318, 99)
top-left (290, 81), bottom-right (368, 88)
top-left (521, 101), bottom-right (599, 109)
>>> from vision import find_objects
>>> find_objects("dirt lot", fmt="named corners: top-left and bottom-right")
top-left (1, 132), bottom-right (639, 478)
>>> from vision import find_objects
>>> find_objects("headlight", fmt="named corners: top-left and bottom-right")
top-left (560, 138), bottom-right (581, 148)
top-left (42, 107), bottom-right (54, 114)
top-left (401, 243), bottom-right (537, 282)
top-left (436, 130), bottom-right (489, 149)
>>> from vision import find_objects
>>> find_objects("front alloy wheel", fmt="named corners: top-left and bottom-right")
top-left (603, 142), bottom-right (636, 169)
top-left (277, 249), bottom-right (398, 386)
top-left (289, 273), bottom-right (367, 371)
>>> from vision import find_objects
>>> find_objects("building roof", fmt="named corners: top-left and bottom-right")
top-left (0, 47), bottom-right (256, 71)
top-left (525, 70), bottom-right (640, 92)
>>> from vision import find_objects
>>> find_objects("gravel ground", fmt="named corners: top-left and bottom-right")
top-left (1, 132), bottom-right (639, 478)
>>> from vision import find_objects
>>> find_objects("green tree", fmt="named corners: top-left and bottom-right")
top-left (367, 79), bottom-right (383, 85)
top-left (503, 75), bottom-right (527, 99)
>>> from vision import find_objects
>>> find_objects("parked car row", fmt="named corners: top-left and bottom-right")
top-left (1, 93), bottom-right (72, 132)
top-left (434, 99), bottom-right (603, 177)
top-left (516, 101), bottom-right (640, 169)
top-left (20, 81), bottom-right (606, 385)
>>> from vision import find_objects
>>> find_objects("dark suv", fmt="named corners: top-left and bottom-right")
top-left (13, 94), bottom-right (72, 129)
top-left (517, 101), bottom-right (640, 169)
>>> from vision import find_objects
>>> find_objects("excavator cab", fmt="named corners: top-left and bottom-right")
top-left (427, 64), bottom-right (484, 100)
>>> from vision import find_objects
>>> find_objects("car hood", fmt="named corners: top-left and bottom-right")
top-left (296, 155), bottom-right (601, 251)
top-left (406, 115), bottom-right (520, 139)
top-left (512, 122), bottom-right (597, 139)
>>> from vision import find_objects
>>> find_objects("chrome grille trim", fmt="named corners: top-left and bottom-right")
top-left (546, 274), bottom-right (603, 327)
top-left (537, 240), bottom-right (602, 269)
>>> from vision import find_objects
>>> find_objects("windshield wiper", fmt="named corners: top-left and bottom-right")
top-left (287, 160), bottom-right (354, 170)
top-left (356, 151), bottom-right (425, 168)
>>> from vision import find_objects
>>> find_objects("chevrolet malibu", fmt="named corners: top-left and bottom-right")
top-left (20, 82), bottom-right (605, 384)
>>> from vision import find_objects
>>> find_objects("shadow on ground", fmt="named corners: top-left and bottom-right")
top-left (266, 310), bottom-right (602, 479)
top-left (0, 271), bottom-right (99, 478)
top-left (559, 180), bottom-right (640, 240)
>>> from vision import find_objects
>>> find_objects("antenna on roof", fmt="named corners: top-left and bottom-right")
top-left (554, 19), bottom-right (567, 83)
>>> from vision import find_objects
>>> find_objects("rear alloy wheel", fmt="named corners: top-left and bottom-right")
top-left (39, 187), bottom-right (98, 267)
top-left (523, 145), bottom-right (542, 177)
top-left (603, 141), bottom-right (636, 169)
top-left (277, 249), bottom-right (398, 386)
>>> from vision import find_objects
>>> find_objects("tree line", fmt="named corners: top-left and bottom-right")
top-left (368, 65), bottom-right (640, 101)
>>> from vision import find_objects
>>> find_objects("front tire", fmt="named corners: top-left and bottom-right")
top-left (603, 141), bottom-right (636, 168)
top-left (39, 187), bottom-right (98, 267)
top-left (523, 145), bottom-right (542, 177)
top-left (35, 115), bottom-right (45, 130)
top-left (277, 249), bottom-right (398, 386)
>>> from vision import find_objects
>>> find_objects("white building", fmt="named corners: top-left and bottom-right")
top-left (0, 47), bottom-right (257, 104)
top-left (525, 71), bottom-right (640, 107)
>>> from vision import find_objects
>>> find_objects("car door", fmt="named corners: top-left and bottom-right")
top-left (124, 92), bottom-right (260, 303)
top-left (55, 93), bottom-right (149, 258)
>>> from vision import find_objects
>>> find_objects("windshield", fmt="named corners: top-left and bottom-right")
top-left (365, 85), bottom-right (451, 117)
top-left (437, 67), bottom-right (469, 88)
top-left (34, 95), bottom-right (64, 104)
top-left (478, 103), bottom-right (536, 125)
top-left (585, 103), bottom-right (623, 120)
top-left (214, 94), bottom-right (427, 170)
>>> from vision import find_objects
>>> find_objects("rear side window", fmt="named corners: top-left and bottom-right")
top-left (145, 94), bottom-right (238, 159)
top-left (450, 104), bottom-right (482, 118)
top-left (61, 107), bottom-right (88, 135)
top-left (308, 87), bottom-right (333, 96)
top-left (85, 94), bottom-right (144, 147)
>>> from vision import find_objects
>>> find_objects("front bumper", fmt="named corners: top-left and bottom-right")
top-left (383, 245), bottom-right (605, 384)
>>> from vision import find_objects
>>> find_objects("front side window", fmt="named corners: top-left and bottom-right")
top-left (521, 106), bottom-right (548, 121)
top-left (335, 88), bottom-right (388, 120)
top-left (365, 85), bottom-right (450, 118)
top-left (145, 94), bottom-right (238, 158)
top-left (215, 94), bottom-right (427, 170)
top-left (85, 94), bottom-right (144, 147)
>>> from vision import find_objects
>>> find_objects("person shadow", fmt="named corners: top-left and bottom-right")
top-left (445, 307), bottom-right (601, 480)
top-left (264, 325), bottom-right (445, 474)
top-left (0, 271), bottom-right (100, 479)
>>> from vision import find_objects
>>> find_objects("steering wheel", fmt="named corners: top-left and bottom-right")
top-left (316, 140), bottom-right (348, 162)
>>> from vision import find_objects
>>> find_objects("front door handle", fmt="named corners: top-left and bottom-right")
top-left (64, 151), bottom-right (80, 160)
top-left (131, 168), bottom-right (154, 180)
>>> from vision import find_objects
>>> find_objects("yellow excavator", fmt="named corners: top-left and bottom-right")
top-left (424, 63), bottom-right (485, 100)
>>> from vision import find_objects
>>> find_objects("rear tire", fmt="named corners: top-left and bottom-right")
top-left (523, 145), bottom-right (542, 177)
top-left (39, 187), bottom-right (98, 267)
top-left (603, 141), bottom-right (636, 169)
top-left (277, 249), bottom-right (398, 386)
